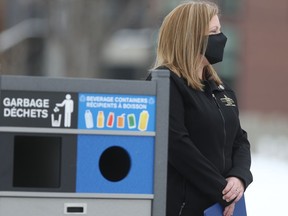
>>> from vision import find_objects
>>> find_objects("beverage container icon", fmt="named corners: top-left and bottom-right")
top-left (106, 112), bottom-right (115, 128)
top-left (97, 111), bottom-right (105, 128)
top-left (138, 110), bottom-right (149, 131)
top-left (85, 109), bottom-right (94, 128)
top-left (117, 114), bottom-right (125, 128)
top-left (127, 113), bottom-right (136, 129)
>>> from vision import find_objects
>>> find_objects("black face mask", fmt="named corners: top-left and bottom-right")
top-left (205, 32), bottom-right (227, 65)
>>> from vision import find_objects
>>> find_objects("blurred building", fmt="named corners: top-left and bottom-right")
top-left (239, 0), bottom-right (288, 115)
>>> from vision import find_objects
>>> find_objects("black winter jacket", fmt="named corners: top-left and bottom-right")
top-left (165, 70), bottom-right (253, 216)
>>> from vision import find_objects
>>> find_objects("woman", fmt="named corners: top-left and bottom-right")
top-left (152, 1), bottom-right (253, 216)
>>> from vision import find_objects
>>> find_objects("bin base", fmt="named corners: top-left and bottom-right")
top-left (0, 192), bottom-right (152, 216)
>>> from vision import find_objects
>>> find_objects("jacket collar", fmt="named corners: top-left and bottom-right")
top-left (204, 79), bottom-right (225, 93)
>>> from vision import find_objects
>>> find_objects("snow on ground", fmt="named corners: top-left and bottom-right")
top-left (245, 153), bottom-right (288, 215)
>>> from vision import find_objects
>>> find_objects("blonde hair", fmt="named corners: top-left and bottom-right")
top-left (154, 0), bottom-right (222, 90)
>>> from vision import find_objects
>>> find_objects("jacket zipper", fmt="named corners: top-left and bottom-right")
top-left (212, 93), bottom-right (226, 172)
top-left (178, 179), bottom-right (187, 216)
top-left (178, 202), bottom-right (186, 216)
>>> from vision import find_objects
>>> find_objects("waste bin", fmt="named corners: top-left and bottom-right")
top-left (0, 70), bottom-right (169, 216)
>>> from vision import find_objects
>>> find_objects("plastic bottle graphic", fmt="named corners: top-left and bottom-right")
top-left (97, 111), bottom-right (105, 128)
top-left (106, 112), bottom-right (115, 128)
top-left (138, 110), bottom-right (149, 131)
top-left (117, 114), bottom-right (125, 128)
top-left (85, 110), bottom-right (94, 128)
top-left (127, 113), bottom-right (136, 129)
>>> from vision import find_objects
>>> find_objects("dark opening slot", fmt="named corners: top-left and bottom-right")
top-left (13, 136), bottom-right (62, 188)
top-left (99, 146), bottom-right (131, 182)
top-left (67, 207), bottom-right (84, 213)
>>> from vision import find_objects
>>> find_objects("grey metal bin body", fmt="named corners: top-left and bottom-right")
top-left (0, 70), bottom-right (169, 216)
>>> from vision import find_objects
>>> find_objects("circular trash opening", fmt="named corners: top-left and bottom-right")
top-left (99, 146), bottom-right (131, 182)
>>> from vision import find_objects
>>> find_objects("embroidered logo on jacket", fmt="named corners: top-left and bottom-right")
top-left (220, 95), bottom-right (236, 106)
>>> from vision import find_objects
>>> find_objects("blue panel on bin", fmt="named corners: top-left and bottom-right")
top-left (76, 135), bottom-right (154, 194)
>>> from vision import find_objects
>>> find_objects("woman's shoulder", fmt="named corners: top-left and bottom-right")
top-left (155, 66), bottom-right (187, 86)
top-left (221, 81), bottom-right (237, 96)
top-left (147, 66), bottom-right (192, 96)
top-left (145, 66), bottom-right (173, 80)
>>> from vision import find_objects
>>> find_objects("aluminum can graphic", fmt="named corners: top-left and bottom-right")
top-left (127, 114), bottom-right (136, 129)
top-left (97, 111), bottom-right (105, 128)
top-left (106, 112), bottom-right (114, 128)
top-left (138, 110), bottom-right (149, 131)
top-left (117, 114), bottom-right (125, 128)
top-left (85, 109), bottom-right (94, 128)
